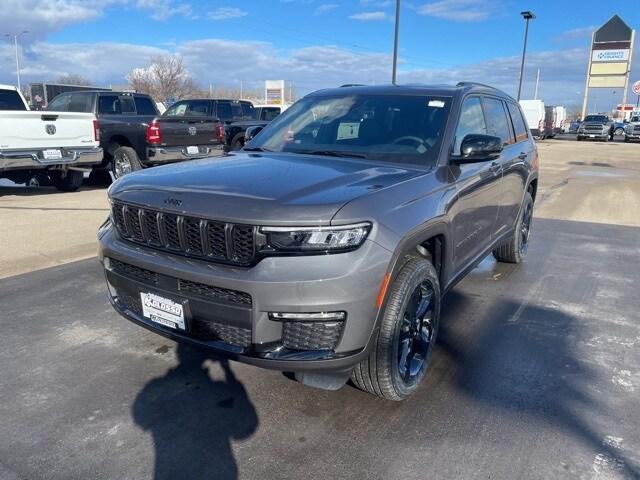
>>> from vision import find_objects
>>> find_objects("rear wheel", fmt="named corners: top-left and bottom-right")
top-left (493, 191), bottom-right (534, 263)
top-left (50, 170), bottom-right (84, 192)
top-left (351, 258), bottom-right (440, 401)
top-left (231, 134), bottom-right (245, 151)
top-left (112, 146), bottom-right (142, 179)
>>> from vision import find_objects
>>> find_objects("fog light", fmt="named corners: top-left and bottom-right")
top-left (269, 311), bottom-right (346, 322)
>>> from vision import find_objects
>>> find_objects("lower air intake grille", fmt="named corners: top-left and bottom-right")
top-left (191, 320), bottom-right (251, 347)
top-left (178, 279), bottom-right (252, 306)
top-left (282, 321), bottom-right (345, 351)
top-left (110, 258), bottom-right (158, 284)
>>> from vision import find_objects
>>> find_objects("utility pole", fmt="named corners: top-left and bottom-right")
top-left (533, 68), bottom-right (540, 100)
top-left (4, 31), bottom-right (28, 91)
top-left (240, 80), bottom-right (243, 99)
top-left (517, 11), bottom-right (535, 101)
top-left (391, 0), bottom-right (400, 84)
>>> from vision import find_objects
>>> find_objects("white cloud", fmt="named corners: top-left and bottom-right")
top-left (134, 0), bottom-right (193, 21)
top-left (314, 3), bottom-right (339, 15)
top-left (417, 0), bottom-right (494, 22)
top-left (555, 25), bottom-right (597, 43)
top-left (3, 36), bottom-right (637, 112)
top-left (207, 7), bottom-right (248, 20)
top-left (349, 11), bottom-right (388, 21)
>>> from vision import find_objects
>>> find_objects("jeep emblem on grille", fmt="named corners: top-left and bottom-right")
top-left (164, 197), bottom-right (182, 206)
top-left (45, 124), bottom-right (56, 135)
top-left (188, 126), bottom-right (197, 136)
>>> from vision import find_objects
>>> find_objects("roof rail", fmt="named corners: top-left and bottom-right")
top-left (340, 84), bottom-right (365, 88)
top-left (456, 81), bottom-right (499, 90)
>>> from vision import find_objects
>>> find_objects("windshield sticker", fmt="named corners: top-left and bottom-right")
top-left (428, 100), bottom-right (445, 108)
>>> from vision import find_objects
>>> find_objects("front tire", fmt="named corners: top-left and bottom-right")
top-left (493, 191), bottom-right (534, 263)
top-left (50, 170), bottom-right (84, 192)
top-left (351, 258), bottom-right (441, 401)
top-left (112, 146), bottom-right (142, 179)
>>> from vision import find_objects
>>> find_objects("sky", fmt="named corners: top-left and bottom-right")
top-left (0, 0), bottom-right (638, 112)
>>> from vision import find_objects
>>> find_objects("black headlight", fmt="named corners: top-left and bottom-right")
top-left (260, 223), bottom-right (371, 252)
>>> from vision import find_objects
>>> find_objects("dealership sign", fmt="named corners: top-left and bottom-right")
top-left (633, 81), bottom-right (640, 95)
top-left (592, 49), bottom-right (630, 62)
top-left (582, 15), bottom-right (635, 118)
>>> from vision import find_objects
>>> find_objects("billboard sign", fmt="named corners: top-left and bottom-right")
top-left (265, 80), bottom-right (285, 106)
top-left (582, 15), bottom-right (635, 118)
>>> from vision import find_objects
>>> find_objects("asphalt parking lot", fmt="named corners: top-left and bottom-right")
top-left (1, 138), bottom-right (639, 479)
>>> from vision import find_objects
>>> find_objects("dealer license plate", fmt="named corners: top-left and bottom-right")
top-left (43, 149), bottom-right (62, 160)
top-left (186, 146), bottom-right (199, 155)
top-left (589, 135), bottom-right (596, 138)
top-left (140, 292), bottom-right (185, 330)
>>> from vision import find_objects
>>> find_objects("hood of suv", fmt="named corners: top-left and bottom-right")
top-left (109, 152), bottom-right (425, 225)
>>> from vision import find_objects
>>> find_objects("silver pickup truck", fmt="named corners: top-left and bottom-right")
top-left (624, 115), bottom-right (640, 142)
top-left (0, 84), bottom-right (103, 191)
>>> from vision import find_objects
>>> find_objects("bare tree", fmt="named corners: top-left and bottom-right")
top-left (56, 74), bottom-right (92, 86)
top-left (126, 55), bottom-right (200, 104)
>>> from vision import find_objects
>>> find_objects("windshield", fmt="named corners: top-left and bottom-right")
top-left (248, 94), bottom-right (452, 167)
top-left (584, 115), bottom-right (608, 122)
top-left (630, 116), bottom-right (640, 123)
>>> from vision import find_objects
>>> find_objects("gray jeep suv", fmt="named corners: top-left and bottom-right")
top-left (99, 83), bottom-right (538, 400)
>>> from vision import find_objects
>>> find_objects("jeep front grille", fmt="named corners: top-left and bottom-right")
top-left (112, 201), bottom-right (256, 266)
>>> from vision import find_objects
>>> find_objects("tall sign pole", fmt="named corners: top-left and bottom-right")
top-left (581, 32), bottom-right (595, 119)
top-left (581, 15), bottom-right (634, 119)
top-left (391, 0), bottom-right (400, 85)
top-left (621, 29), bottom-right (635, 106)
top-left (517, 11), bottom-right (535, 101)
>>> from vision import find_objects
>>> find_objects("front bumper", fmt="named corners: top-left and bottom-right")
top-left (625, 133), bottom-right (640, 140)
top-left (146, 145), bottom-right (224, 164)
top-left (0, 146), bottom-right (103, 171)
top-left (99, 223), bottom-right (391, 372)
top-left (577, 132), bottom-right (608, 139)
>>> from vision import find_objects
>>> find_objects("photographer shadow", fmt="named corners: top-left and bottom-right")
top-left (133, 344), bottom-right (258, 480)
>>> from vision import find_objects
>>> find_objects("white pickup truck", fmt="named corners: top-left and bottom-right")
top-left (0, 84), bottom-right (103, 191)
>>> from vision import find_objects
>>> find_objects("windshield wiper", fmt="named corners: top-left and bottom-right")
top-left (243, 146), bottom-right (272, 152)
top-left (295, 149), bottom-right (369, 159)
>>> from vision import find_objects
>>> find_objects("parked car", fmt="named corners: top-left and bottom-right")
top-left (577, 114), bottom-right (614, 141)
top-left (47, 91), bottom-right (224, 180)
top-left (613, 121), bottom-right (625, 136)
top-left (519, 100), bottom-right (545, 138)
top-left (99, 82), bottom-right (538, 400)
top-left (0, 84), bottom-right (102, 191)
top-left (624, 115), bottom-right (640, 142)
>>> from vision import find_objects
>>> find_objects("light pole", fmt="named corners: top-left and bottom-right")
top-left (391, 0), bottom-right (400, 85)
top-left (5, 31), bottom-right (28, 91)
top-left (517, 11), bottom-right (535, 101)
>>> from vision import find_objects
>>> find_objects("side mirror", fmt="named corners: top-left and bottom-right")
top-left (452, 134), bottom-right (503, 163)
top-left (245, 125), bottom-right (264, 143)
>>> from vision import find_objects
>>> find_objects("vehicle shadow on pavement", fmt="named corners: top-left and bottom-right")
top-left (437, 291), bottom-right (640, 479)
top-left (132, 344), bottom-right (259, 480)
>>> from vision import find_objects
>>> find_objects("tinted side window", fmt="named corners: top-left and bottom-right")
top-left (0, 90), bottom-right (27, 110)
top-left (240, 102), bottom-right (255, 120)
top-left (47, 94), bottom-right (71, 112)
top-left (483, 97), bottom-right (513, 145)
top-left (120, 96), bottom-right (136, 114)
top-left (185, 100), bottom-right (210, 116)
top-left (262, 107), bottom-right (280, 121)
top-left (98, 95), bottom-right (122, 115)
top-left (134, 96), bottom-right (158, 115)
top-left (231, 103), bottom-right (243, 119)
top-left (507, 102), bottom-right (528, 142)
top-left (216, 102), bottom-right (233, 121)
top-left (67, 92), bottom-right (93, 113)
top-left (454, 97), bottom-right (487, 155)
